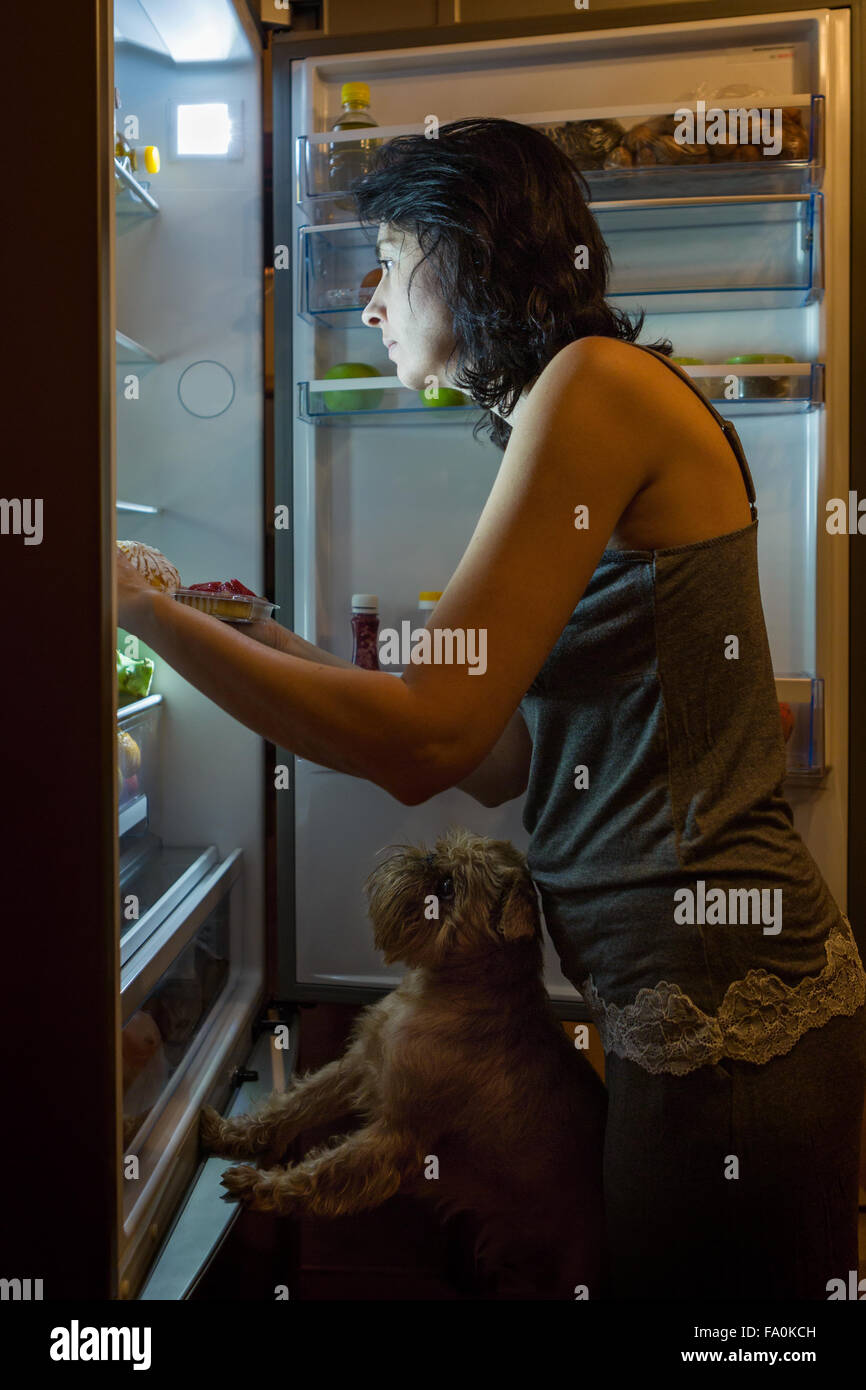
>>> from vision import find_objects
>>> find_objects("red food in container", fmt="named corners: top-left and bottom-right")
top-left (778, 701), bottom-right (795, 744)
top-left (173, 579), bottom-right (277, 624)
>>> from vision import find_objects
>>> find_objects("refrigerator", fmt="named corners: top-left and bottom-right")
top-left (7, 0), bottom-right (864, 1302)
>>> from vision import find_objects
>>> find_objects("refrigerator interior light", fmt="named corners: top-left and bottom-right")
top-left (114, 0), bottom-right (250, 64)
top-left (173, 101), bottom-right (244, 160)
top-left (178, 104), bottom-right (231, 156)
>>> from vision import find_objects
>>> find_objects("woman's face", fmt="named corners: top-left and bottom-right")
top-left (361, 224), bottom-right (459, 392)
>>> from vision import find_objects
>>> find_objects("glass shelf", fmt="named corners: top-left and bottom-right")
top-left (119, 844), bottom-right (219, 963)
top-left (298, 190), bottom-right (823, 323)
top-left (596, 192), bottom-right (822, 311)
top-left (775, 676), bottom-right (825, 782)
top-left (116, 500), bottom-right (161, 515)
top-left (297, 364), bottom-right (823, 424)
top-left (115, 158), bottom-right (159, 217)
top-left (116, 330), bottom-right (160, 364)
top-left (295, 95), bottom-right (823, 219)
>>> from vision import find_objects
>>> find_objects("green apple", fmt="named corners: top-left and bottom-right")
top-left (322, 362), bottom-right (384, 412)
top-left (419, 386), bottom-right (469, 408)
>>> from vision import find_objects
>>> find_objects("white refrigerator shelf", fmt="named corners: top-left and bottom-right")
top-left (297, 363), bottom-right (824, 423)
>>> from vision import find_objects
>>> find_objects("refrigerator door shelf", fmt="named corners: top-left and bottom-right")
top-left (595, 192), bottom-right (821, 309)
top-left (120, 844), bottom-right (220, 967)
top-left (776, 676), bottom-right (826, 782)
top-left (119, 828), bottom-right (162, 889)
top-left (298, 193), bottom-right (823, 324)
top-left (114, 157), bottom-right (160, 217)
top-left (295, 95), bottom-right (822, 216)
top-left (116, 500), bottom-right (161, 515)
top-left (117, 693), bottom-right (163, 718)
top-left (117, 694), bottom-right (162, 833)
top-left (119, 850), bottom-right (244, 1174)
top-left (299, 377), bottom-right (480, 424)
top-left (119, 851), bottom-right (256, 1298)
top-left (298, 364), bottom-right (823, 424)
top-left (115, 330), bottom-right (160, 364)
top-left (119, 794), bottom-right (148, 838)
top-left (667, 361), bottom-right (823, 412)
top-left (121, 847), bottom-right (243, 1020)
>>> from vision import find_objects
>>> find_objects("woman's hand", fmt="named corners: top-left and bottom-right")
top-left (116, 548), bottom-right (157, 633)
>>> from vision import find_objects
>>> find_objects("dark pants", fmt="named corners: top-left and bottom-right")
top-left (600, 1004), bottom-right (866, 1300)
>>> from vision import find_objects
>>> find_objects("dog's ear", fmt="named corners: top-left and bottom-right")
top-left (496, 871), bottom-right (539, 942)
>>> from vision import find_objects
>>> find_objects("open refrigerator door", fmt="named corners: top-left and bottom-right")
top-left (112, 0), bottom-right (267, 1298)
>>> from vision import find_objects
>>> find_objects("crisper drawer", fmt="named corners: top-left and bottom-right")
top-left (117, 694), bottom-right (162, 840)
top-left (120, 849), bottom-right (243, 1171)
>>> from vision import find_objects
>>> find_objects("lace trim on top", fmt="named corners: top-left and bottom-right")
top-left (578, 914), bottom-right (866, 1076)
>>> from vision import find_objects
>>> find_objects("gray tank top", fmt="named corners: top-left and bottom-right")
top-left (519, 343), bottom-right (866, 1075)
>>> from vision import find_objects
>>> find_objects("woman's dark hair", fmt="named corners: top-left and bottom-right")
top-left (351, 116), bottom-right (673, 450)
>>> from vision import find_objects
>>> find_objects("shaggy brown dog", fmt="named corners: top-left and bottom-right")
top-left (200, 827), bottom-right (608, 1299)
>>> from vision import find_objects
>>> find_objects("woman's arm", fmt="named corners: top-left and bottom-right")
top-left (263, 616), bottom-right (533, 805)
top-left (246, 617), bottom-right (357, 670)
top-left (455, 706), bottom-right (532, 807)
top-left (124, 587), bottom-right (428, 803)
top-left (118, 338), bottom-right (651, 806)
top-left (255, 618), bottom-right (531, 804)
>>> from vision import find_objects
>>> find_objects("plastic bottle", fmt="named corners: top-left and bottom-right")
top-left (351, 595), bottom-right (380, 670)
top-left (114, 89), bottom-right (159, 191)
top-left (130, 145), bottom-right (160, 179)
top-left (416, 591), bottom-right (441, 622)
top-left (328, 83), bottom-right (379, 212)
top-left (114, 88), bottom-right (133, 187)
top-left (400, 591), bottom-right (442, 672)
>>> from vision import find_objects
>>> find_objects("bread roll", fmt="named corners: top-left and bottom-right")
top-left (117, 729), bottom-right (141, 778)
top-left (117, 540), bottom-right (181, 592)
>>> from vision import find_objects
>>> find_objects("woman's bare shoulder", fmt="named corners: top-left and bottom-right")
top-left (529, 336), bottom-right (671, 465)
top-left (550, 335), bottom-right (668, 378)
top-left (545, 336), bottom-right (727, 466)
top-left (540, 335), bottom-right (667, 397)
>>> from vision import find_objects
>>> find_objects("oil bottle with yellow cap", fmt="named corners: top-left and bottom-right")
top-left (114, 87), bottom-right (160, 194)
top-left (328, 82), bottom-right (380, 212)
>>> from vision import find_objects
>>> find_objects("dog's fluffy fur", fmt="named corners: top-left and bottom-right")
top-left (200, 827), bottom-right (607, 1298)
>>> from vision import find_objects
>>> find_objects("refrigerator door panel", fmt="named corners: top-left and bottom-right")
top-left (276, 11), bottom-right (849, 1000)
top-left (111, 0), bottom-right (267, 1298)
top-left (114, 36), bottom-right (265, 958)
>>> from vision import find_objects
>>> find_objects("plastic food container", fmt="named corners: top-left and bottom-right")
top-left (172, 588), bottom-right (277, 624)
top-left (117, 696), bottom-right (161, 812)
top-left (724, 355), bottom-right (795, 399)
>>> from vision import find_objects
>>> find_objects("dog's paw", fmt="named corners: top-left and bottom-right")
top-left (219, 1162), bottom-right (262, 1201)
top-left (219, 1163), bottom-right (289, 1214)
top-left (199, 1105), bottom-right (226, 1152)
top-left (200, 1106), bottom-right (261, 1159)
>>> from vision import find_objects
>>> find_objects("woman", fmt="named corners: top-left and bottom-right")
top-left (117, 118), bottom-right (866, 1301)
